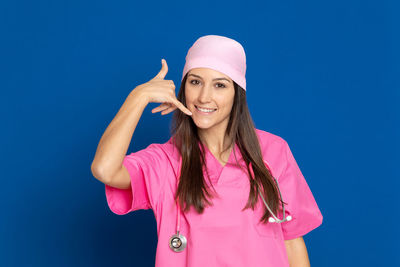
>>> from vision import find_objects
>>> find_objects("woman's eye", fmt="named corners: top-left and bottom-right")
top-left (189, 80), bottom-right (225, 88)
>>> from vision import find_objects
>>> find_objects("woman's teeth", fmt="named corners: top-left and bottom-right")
top-left (196, 106), bottom-right (216, 113)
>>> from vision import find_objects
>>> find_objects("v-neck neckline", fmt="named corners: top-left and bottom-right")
top-left (202, 141), bottom-right (237, 168)
top-left (198, 141), bottom-right (240, 185)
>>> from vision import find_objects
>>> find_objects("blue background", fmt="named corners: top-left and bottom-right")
top-left (1, 0), bottom-right (399, 266)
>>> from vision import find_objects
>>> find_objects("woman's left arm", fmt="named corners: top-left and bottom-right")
top-left (284, 237), bottom-right (310, 267)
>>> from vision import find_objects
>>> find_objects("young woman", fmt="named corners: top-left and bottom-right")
top-left (91, 35), bottom-right (323, 267)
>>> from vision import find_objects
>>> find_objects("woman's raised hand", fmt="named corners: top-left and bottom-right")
top-left (134, 59), bottom-right (192, 116)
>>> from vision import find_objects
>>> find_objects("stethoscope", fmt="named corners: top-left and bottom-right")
top-left (168, 159), bottom-right (292, 252)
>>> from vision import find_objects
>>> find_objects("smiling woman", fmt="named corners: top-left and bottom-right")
top-left (185, 68), bottom-right (235, 130)
top-left (92, 34), bottom-right (323, 267)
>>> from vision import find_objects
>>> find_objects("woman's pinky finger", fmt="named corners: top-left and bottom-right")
top-left (170, 98), bottom-right (192, 116)
top-left (161, 105), bottom-right (177, 115)
top-left (152, 103), bottom-right (169, 113)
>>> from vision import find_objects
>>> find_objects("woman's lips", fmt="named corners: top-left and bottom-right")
top-left (195, 105), bottom-right (217, 115)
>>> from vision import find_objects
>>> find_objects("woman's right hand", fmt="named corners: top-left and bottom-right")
top-left (133, 59), bottom-right (192, 116)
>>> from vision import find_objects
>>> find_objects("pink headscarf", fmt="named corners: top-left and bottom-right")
top-left (181, 35), bottom-right (247, 91)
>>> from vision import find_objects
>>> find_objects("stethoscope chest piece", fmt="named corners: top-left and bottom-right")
top-left (169, 231), bottom-right (187, 252)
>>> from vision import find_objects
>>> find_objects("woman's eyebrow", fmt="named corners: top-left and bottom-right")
top-left (188, 73), bottom-right (231, 83)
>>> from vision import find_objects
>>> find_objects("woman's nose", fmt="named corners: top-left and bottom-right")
top-left (197, 85), bottom-right (213, 103)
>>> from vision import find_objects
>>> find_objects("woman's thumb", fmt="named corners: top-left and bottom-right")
top-left (154, 58), bottom-right (168, 80)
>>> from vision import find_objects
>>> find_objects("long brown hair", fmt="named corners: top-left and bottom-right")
top-left (169, 73), bottom-right (283, 224)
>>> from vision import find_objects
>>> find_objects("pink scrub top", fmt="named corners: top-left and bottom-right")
top-left (105, 128), bottom-right (323, 267)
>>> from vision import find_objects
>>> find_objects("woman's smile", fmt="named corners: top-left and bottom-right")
top-left (195, 105), bottom-right (217, 115)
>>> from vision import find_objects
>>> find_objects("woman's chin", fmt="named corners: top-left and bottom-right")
top-left (193, 120), bottom-right (214, 130)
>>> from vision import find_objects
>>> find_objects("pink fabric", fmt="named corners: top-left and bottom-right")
top-left (105, 128), bottom-right (323, 267)
top-left (181, 35), bottom-right (247, 91)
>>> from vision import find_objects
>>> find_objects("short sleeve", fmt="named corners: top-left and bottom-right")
top-left (277, 140), bottom-right (323, 240)
top-left (104, 143), bottom-right (167, 215)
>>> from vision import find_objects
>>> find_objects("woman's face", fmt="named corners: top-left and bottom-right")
top-left (185, 68), bottom-right (235, 131)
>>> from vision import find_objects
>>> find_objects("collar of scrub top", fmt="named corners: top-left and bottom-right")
top-left (173, 157), bottom-right (292, 235)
